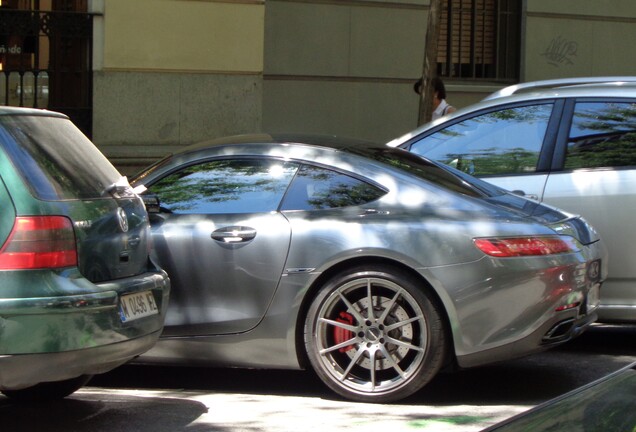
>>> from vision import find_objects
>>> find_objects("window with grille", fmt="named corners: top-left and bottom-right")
top-left (0, 0), bottom-right (94, 136)
top-left (437, 0), bottom-right (520, 81)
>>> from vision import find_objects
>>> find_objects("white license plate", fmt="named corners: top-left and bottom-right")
top-left (119, 290), bottom-right (158, 322)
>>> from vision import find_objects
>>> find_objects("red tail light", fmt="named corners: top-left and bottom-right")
top-left (0, 216), bottom-right (77, 269)
top-left (474, 236), bottom-right (578, 257)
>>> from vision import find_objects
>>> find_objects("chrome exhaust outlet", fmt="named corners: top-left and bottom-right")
top-left (542, 319), bottom-right (575, 343)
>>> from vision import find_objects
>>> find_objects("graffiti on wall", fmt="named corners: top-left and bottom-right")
top-left (541, 36), bottom-right (578, 67)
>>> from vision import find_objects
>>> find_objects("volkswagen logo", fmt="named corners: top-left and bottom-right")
top-left (117, 208), bottom-right (129, 233)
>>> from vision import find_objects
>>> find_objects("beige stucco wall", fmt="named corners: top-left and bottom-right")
top-left (101, 0), bottom-right (264, 72)
top-left (263, 0), bottom-right (428, 143)
top-left (524, 2), bottom-right (636, 81)
top-left (92, 0), bottom-right (265, 174)
top-left (526, 0), bottom-right (636, 18)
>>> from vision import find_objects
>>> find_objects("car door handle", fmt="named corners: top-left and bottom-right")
top-left (211, 226), bottom-right (257, 243)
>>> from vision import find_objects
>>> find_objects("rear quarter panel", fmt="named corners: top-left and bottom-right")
top-left (0, 176), bottom-right (15, 247)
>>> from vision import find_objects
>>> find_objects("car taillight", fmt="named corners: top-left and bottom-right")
top-left (0, 216), bottom-right (78, 269)
top-left (473, 236), bottom-right (579, 257)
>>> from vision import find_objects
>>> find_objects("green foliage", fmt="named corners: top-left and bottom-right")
top-left (149, 160), bottom-right (296, 213)
top-left (566, 102), bottom-right (636, 169)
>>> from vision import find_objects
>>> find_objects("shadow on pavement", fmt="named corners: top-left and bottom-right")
top-left (90, 366), bottom-right (328, 398)
top-left (86, 323), bottom-right (636, 408)
top-left (1, 325), bottom-right (633, 432)
top-left (0, 394), bottom-right (212, 432)
top-left (403, 323), bottom-right (636, 406)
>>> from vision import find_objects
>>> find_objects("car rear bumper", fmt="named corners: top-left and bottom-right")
top-left (445, 237), bottom-right (606, 369)
top-left (0, 268), bottom-right (170, 389)
top-left (0, 269), bottom-right (170, 346)
top-left (0, 330), bottom-right (162, 390)
top-left (457, 308), bottom-right (597, 369)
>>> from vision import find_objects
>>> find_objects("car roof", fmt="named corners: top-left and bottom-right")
top-left (177, 133), bottom-right (380, 155)
top-left (485, 76), bottom-right (636, 100)
top-left (0, 106), bottom-right (68, 118)
top-left (132, 133), bottom-right (389, 183)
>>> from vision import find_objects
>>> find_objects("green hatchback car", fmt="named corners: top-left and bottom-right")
top-left (0, 107), bottom-right (170, 401)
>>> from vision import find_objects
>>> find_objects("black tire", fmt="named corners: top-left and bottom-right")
top-left (2, 375), bottom-right (93, 402)
top-left (304, 265), bottom-right (448, 403)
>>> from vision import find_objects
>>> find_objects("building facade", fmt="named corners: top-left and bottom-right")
top-left (1, 0), bottom-right (636, 173)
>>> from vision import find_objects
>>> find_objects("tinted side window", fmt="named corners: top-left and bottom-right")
top-left (281, 165), bottom-right (385, 211)
top-left (410, 104), bottom-right (553, 176)
top-left (147, 159), bottom-right (299, 214)
top-left (565, 102), bottom-right (636, 169)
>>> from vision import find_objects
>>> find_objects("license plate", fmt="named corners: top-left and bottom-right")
top-left (119, 290), bottom-right (158, 322)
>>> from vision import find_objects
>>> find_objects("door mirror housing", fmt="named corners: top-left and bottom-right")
top-left (142, 194), bottom-right (161, 214)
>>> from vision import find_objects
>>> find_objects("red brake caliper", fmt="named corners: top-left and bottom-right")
top-left (334, 311), bottom-right (355, 353)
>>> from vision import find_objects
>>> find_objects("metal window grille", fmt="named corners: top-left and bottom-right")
top-left (437, 0), bottom-right (520, 80)
top-left (0, 0), bottom-right (94, 137)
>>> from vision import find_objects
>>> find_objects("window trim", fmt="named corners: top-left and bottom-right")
top-left (279, 163), bottom-right (387, 212)
top-left (145, 156), bottom-right (300, 215)
top-left (143, 154), bottom-right (389, 215)
top-left (552, 97), bottom-right (636, 172)
top-left (405, 99), bottom-right (564, 178)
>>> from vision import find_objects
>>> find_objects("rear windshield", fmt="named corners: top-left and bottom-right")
top-left (0, 115), bottom-right (121, 200)
top-left (345, 145), bottom-right (505, 198)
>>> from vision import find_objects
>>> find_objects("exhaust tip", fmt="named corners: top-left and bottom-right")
top-left (542, 319), bottom-right (575, 343)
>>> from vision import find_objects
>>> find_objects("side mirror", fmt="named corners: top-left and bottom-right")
top-left (141, 194), bottom-right (161, 214)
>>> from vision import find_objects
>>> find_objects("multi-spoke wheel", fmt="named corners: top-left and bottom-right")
top-left (304, 265), bottom-right (448, 403)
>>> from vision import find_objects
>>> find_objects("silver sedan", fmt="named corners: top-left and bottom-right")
top-left (131, 134), bottom-right (606, 403)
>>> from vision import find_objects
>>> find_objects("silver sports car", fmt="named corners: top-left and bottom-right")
top-left (131, 134), bottom-right (606, 403)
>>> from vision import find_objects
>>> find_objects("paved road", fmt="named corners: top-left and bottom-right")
top-left (2, 323), bottom-right (635, 432)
